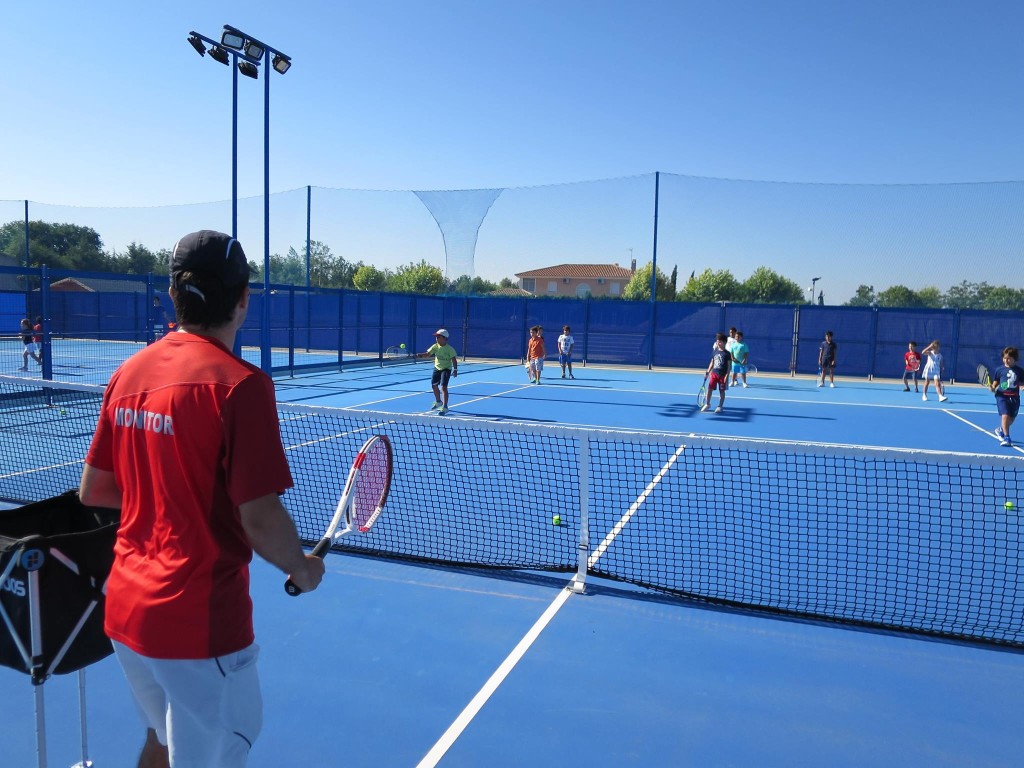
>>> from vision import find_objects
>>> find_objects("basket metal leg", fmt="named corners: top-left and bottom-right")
top-left (71, 668), bottom-right (94, 767)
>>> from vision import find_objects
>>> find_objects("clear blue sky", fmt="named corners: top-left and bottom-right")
top-left (2, 1), bottom-right (1022, 300)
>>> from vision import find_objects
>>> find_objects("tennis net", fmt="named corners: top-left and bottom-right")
top-left (1, 375), bottom-right (1021, 648)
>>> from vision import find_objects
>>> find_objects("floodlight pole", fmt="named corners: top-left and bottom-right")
top-left (187, 31), bottom-right (260, 239)
top-left (219, 25), bottom-right (291, 375)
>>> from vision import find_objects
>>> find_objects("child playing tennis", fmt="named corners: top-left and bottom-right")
top-left (702, 332), bottom-right (733, 413)
top-left (19, 318), bottom-right (40, 370)
top-left (729, 330), bottom-right (749, 388)
top-left (902, 341), bottom-right (921, 392)
top-left (417, 328), bottom-right (458, 414)
top-left (557, 325), bottom-right (575, 379)
top-left (818, 330), bottom-right (837, 388)
top-left (991, 346), bottom-right (1024, 447)
top-left (526, 325), bottom-right (545, 384)
top-left (920, 340), bottom-right (948, 402)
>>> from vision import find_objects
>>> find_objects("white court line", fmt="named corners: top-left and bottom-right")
top-left (0, 458), bottom-right (84, 481)
top-left (943, 409), bottom-right (1024, 455)
top-left (416, 447), bottom-right (681, 768)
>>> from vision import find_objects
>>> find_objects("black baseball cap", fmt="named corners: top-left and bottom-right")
top-left (170, 230), bottom-right (251, 287)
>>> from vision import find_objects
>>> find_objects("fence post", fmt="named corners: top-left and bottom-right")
top-left (40, 265), bottom-right (52, 381)
top-left (790, 305), bottom-right (801, 375)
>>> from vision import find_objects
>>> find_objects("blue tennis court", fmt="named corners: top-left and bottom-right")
top-left (1, 361), bottom-right (1023, 767)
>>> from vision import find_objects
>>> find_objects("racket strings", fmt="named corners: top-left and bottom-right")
top-left (353, 440), bottom-right (391, 528)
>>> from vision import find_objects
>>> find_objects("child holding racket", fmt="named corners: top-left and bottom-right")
top-left (18, 318), bottom-right (39, 370)
top-left (991, 346), bottom-right (1024, 447)
top-left (418, 328), bottom-right (458, 414)
top-left (730, 330), bottom-right (750, 388)
top-left (902, 341), bottom-right (921, 392)
top-left (702, 332), bottom-right (733, 413)
top-left (526, 325), bottom-right (545, 384)
top-left (920, 340), bottom-right (948, 402)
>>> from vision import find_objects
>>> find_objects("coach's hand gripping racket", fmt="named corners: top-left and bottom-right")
top-left (284, 434), bottom-right (393, 596)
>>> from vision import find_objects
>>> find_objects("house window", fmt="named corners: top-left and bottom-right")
top-left (521, 278), bottom-right (535, 292)
top-left (576, 284), bottom-right (591, 299)
top-left (563, 277), bottom-right (570, 284)
top-left (610, 282), bottom-right (621, 296)
top-left (547, 281), bottom-right (557, 293)
top-left (597, 278), bottom-right (605, 284)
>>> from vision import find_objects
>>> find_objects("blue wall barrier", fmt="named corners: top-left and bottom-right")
top-left (0, 264), bottom-right (1020, 382)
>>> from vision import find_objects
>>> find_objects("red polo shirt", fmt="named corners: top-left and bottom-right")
top-left (86, 333), bottom-right (292, 659)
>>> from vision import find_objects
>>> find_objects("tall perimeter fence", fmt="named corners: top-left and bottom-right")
top-left (0, 265), bottom-right (1019, 383)
top-left (2, 173), bottom-right (1023, 380)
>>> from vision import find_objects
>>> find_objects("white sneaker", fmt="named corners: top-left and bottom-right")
top-left (922, 394), bottom-right (928, 401)
top-left (938, 395), bottom-right (948, 402)
top-left (742, 382), bottom-right (748, 388)
top-left (700, 404), bottom-right (709, 412)
top-left (829, 382), bottom-right (835, 388)
top-left (817, 382), bottom-right (823, 388)
top-left (714, 406), bottom-right (722, 413)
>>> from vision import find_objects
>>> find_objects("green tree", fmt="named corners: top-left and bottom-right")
top-left (677, 268), bottom-right (741, 302)
top-left (107, 242), bottom-right (169, 276)
top-left (387, 260), bottom-right (446, 294)
top-left (982, 286), bottom-right (1024, 311)
top-left (352, 264), bottom-right (388, 291)
top-left (623, 262), bottom-right (675, 301)
top-left (875, 285), bottom-right (921, 308)
top-left (943, 280), bottom-right (990, 309)
top-left (845, 285), bottom-right (876, 307)
top-left (448, 275), bottom-right (498, 295)
top-left (916, 286), bottom-right (944, 308)
top-left (741, 267), bottom-right (804, 304)
top-left (269, 251), bottom-right (306, 285)
top-left (0, 220), bottom-right (105, 270)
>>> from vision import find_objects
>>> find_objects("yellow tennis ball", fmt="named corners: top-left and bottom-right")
top-left (1005, 501), bottom-right (1015, 510)
top-left (400, 343), bottom-right (406, 349)
top-left (552, 514), bottom-right (561, 526)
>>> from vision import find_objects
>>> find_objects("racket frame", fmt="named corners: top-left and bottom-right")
top-left (285, 434), bottom-right (393, 595)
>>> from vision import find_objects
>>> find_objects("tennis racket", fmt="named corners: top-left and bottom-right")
top-left (284, 434), bottom-right (393, 596)
top-left (696, 373), bottom-right (709, 408)
top-left (978, 363), bottom-right (994, 388)
top-left (747, 363), bottom-right (757, 377)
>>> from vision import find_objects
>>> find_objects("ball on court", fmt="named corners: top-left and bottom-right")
top-left (1005, 501), bottom-right (1015, 510)
top-left (59, 409), bottom-right (66, 415)
top-left (400, 343), bottom-right (406, 349)
top-left (552, 514), bottom-right (561, 526)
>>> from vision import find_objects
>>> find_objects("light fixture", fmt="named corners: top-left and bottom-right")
top-left (244, 40), bottom-right (265, 59)
top-left (238, 61), bottom-right (259, 79)
top-left (221, 29), bottom-right (245, 50)
top-left (187, 33), bottom-right (206, 57)
top-left (272, 54), bottom-right (291, 74)
top-left (208, 46), bottom-right (230, 65)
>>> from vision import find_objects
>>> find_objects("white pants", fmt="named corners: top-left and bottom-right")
top-left (113, 641), bottom-right (263, 768)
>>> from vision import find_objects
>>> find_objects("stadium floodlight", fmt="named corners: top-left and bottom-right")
top-left (221, 28), bottom-right (245, 50)
top-left (187, 33), bottom-right (206, 57)
top-left (208, 46), bottom-right (230, 66)
top-left (244, 40), bottom-right (265, 59)
top-left (272, 54), bottom-right (291, 74)
top-left (238, 61), bottom-right (259, 79)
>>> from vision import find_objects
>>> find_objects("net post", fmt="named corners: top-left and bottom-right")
top-left (573, 432), bottom-right (590, 594)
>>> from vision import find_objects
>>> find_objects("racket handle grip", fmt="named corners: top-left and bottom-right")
top-left (283, 538), bottom-right (333, 596)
